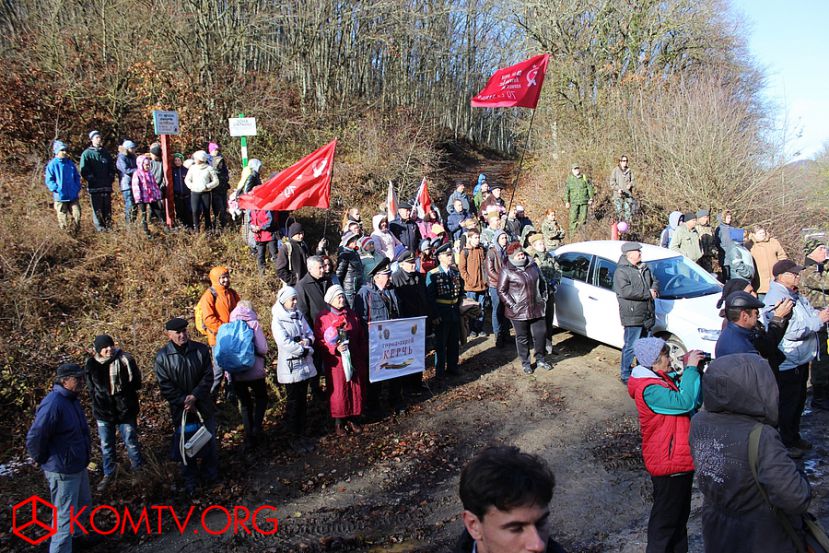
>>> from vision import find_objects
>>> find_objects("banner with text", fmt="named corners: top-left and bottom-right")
top-left (368, 316), bottom-right (426, 383)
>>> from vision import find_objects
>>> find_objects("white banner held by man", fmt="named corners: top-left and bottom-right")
top-left (368, 316), bottom-right (426, 383)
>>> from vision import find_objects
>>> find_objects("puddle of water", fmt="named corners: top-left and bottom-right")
top-left (0, 457), bottom-right (32, 477)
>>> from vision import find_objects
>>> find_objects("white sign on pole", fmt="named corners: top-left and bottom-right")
top-left (228, 117), bottom-right (257, 137)
top-left (368, 316), bottom-right (426, 383)
top-left (152, 110), bottom-right (179, 135)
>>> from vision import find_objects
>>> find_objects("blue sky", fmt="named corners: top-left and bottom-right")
top-left (730, 0), bottom-right (829, 160)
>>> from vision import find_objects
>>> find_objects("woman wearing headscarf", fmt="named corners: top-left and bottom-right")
top-left (228, 300), bottom-right (269, 452)
top-left (185, 150), bottom-right (220, 232)
top-left (130, 154), bottom-right (163, 234)
top-left (498, 242), bottom-right (550, 374)
top-left (314, 285), bottom-right (367, 436)
top-left (371, 214), bottom-right (402, 260)
top-left (272, 286), bottom-right (317, 453)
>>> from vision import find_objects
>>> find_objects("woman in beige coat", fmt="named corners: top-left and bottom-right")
top-left (748, 226), bottom-right (787, 297)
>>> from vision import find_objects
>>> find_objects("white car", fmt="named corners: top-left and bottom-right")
top-left (552, 241), bottom-right (724, 362)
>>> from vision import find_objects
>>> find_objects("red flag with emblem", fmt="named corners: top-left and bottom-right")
top-left (471, 54), bottom-right (550, 109)
top-left (412, 177), bottom-right (432, 218)
top-left (238, 139), bottom-right (336, 211)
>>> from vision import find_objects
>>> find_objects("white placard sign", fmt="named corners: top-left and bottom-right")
top-left (368, 316), bottom-right (427, 383)
top-left (152, 110), bottom-right (179, 135)
top-left (229, 117), bottom-right (257, 137)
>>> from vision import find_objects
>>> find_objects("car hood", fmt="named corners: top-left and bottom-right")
top-left (656, 292), bottom-right (722, 336)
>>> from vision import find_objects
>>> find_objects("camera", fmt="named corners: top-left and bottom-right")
top-left (699, 353), bottom-right (712, 371)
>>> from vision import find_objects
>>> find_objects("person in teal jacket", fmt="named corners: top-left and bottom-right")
top-left (45, 140), bottom-right (82, 233)
top-left (563, 164), bottom-right (594, 235)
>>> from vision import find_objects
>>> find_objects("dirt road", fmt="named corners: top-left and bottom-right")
top-left (121, 329), bottom-right (828, 553)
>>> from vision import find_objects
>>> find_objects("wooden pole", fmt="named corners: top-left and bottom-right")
top-left (160, 134), bottom-right (175, 227)
top-left (506, 108), bottom-right (538, 214)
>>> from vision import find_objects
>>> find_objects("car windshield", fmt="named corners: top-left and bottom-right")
top-left (646, 255), bottom-right (722, 299)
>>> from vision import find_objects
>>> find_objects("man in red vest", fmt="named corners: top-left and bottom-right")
top-left (628, 337), bottom-right (703, 553)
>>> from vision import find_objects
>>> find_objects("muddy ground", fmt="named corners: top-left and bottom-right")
top-left (24, 329), bottom-right (815, 553)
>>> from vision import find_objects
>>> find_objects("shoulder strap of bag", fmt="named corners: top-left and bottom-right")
top-left (748, 423), bottom-right (806, 553)
top-left (180, 408), bottom-right (205, 466)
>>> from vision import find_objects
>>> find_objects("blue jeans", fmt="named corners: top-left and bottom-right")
top-left (621, 326), bottom-right (645, 381)
top-left (489, 286), bottom-right (507, 336)
top-left (96, 420), bottom-right (143, 476)
top-left (466, 291), bottom-right (486, 332)
top-left (121, 188), bottom-right (134, 224)
top-left (44, 469), bottom-right (91, 553)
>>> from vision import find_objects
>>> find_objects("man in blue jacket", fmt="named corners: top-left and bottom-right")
top-left (45, 140), bottom-right (82, 233)
top-left (26, 363), bottom-right (92, 553)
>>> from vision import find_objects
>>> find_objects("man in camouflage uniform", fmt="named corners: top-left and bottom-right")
top-left (695, 209), bottom-right (717, 273)
top-left (802, 238), bottom-right (829, 410)
top-left (564, 164), bottom-right (594, 235)
top-left (426, 243), bottom-right (464, 378)
top-left (527, 233), bottom-right (560, 355)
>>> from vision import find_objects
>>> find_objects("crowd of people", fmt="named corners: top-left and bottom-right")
top-left (32, 134), bottom-right (829, 553)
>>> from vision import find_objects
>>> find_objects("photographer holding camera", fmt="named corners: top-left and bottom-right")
top-left (627, 337), bottom-right (703, 553)
top-left (716, 289), bottom-right (792, 365)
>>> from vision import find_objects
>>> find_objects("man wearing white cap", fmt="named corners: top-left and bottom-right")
top-left (80, 130), bottom-right (116, 231)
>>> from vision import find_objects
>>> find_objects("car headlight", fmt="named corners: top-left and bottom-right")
top-left (698, 328), bottom-right (720, 341)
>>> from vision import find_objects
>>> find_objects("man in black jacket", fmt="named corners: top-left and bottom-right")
top-left (391, 250), bottom-right (433, 394)
top-left (153, 318), bottom-right (218, 495)
top-left (276, 222), bottom-right (309, 286)
top-left (612, 242), bottom-right (657, 384)
top-left (455, 446), bottom-right (567, 553)
top-left (390, 202), bottom-right (422, 256)
top-left (85, 334), bottom-right (143, 492)
top-left (296, 255), bottom-right (332, 398)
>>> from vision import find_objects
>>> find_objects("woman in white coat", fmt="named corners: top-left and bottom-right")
top-left (271, 286), bottom-right (317, 453)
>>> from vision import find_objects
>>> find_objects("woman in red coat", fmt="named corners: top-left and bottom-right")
top-left (314, 284), bottom-right (368, 436)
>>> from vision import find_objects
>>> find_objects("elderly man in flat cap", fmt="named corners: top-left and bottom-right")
top-left (154, 317), bottom-right (218, 495)
top-left (27, 363), bottom-right (92, 553)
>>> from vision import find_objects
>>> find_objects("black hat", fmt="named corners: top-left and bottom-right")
top-left (396, 250), bottom-right (415, 264)
top-left (56, 363), bottom-right (84, 378)
top-left (398, 201), bottom-right (412, 210)
top-left (725, 291), bottom-right (765, 310)
top-left (288, 222), bottom-right (304, 238)
top-left (717, 277), bottom-right (750, 308)
top-left (772, 259), bottom-right (804, 277)
top-left (621, 241), bottom-right (641, 253)
top-left (93, 335), bottom-right (114, 353)
top-left (369, 257), bottom-right (392, 276)
top-left (490, 183), bottom-right (504, 190)
top-left (435, 242), bottom-right (453, 257)
top-left (165, 317), bottom-right (188, 331)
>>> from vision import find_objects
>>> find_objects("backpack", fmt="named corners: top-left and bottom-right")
top-left (194, 287), bottom-right (217, 336)
top-left (213, 320), bottom-right (255, 373)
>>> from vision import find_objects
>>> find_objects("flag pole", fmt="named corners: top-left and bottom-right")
top-left (506, 107), bottom-right (537, 214)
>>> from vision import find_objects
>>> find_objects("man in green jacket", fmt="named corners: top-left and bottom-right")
top-left (563, 164), bottom-right (594, 235)
top-left (79, 130), bottom-right (116, 231)
top-left (669, 211), bottom-right (702, 262)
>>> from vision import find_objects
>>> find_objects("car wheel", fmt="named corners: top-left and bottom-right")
top-left (664, 335), bottom-right (687, 371)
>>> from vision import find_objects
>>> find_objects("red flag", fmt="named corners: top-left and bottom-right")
top-left (471, 54), bottom-right (550, 109)
top-left (238, 139), bottom-right (336, 211)
top-left (413, 177), bottom-right (432, 218)
top-left (386, 181), bottom-right (398, 219)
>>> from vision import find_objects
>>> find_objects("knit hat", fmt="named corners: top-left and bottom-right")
top-left (277, 286), bottom-right (297, 306)
top-left (52, 140), bottom-right (67, 155)
top-left (324, 284), bottom-right (345, 305)
top-left (717, 278), bottom-right (750, 309)
top-left (696, 209), bottom-right (709, 218)
top-left (149, 142), bottom-right (162, 157)
top-left (88, 130), bottom-right (101, 140)
top-left (683, 211), bottom-right (697, 222)
top-left (633, 337), bottom-right (666, 368)
top-left (208, 142), bottom-right (220, 153)
top-left (56, 363), bottom-right (84, 378)
top-left (173, 152), bottom-right (185, 160)
top-left (340, 230), bottom-right (359, 248)
top-left (93, 335), bottom-right (115, 354)
top-left (288, 222), bottom-right (304, 238)
top-left (122, 140), bottom-right (136, 150)
top-left (192, 150), bottom-right (209, 162)
top-left (359, 236), bottom-right (374, 251)
top-left (804, 238), bottom-right (826, 257)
